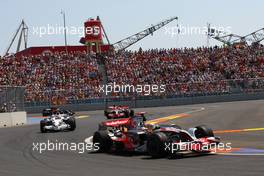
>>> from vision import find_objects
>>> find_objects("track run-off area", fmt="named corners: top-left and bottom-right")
top-left (0, 100), bottom-right (264, 176)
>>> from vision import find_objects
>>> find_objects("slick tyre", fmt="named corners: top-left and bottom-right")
top-left (147, 132), bottom-right (168, 158)
top-left (66, 117), bottom-right (76, 131)
top-left (104, 110), bottom-right (110, 119)
top-left (40, 120), bottom-right (47, 133)
top-left (93, 131), bottom-right (112, 152)
top-left (159, 124), bottom-right (182, 129)
top-left (195, 125), bottom-right (214, 138)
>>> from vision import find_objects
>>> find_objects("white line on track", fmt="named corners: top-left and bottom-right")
top-left (216, 153), bottom-right (264, 156)
top-left (84, 136), bottom-right (93, 145)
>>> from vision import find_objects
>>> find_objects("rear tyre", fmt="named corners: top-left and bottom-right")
top-left (40, 120), bottom-right (47, 133)
top-left (130, 110), bottom-right (135, 117)
top-left (93, 131), bottom-right (112, 152)
top-left (42, 109), bottom-right (51, 117)
top-left (104, 110), bottom-right (110, 119)
top-left (124, 110), bottom-right (130, 118)
top-left (195, 125), bottom-right (214, 138)
top-left (170, 124), bottom-right (182, 129)
top-left (66, 117), bottom-right (76, 131)
top-left (147, 132), bottom-right (168, 158)
top-left (159, 124), bottom-right (182, 129)
top-left (104, 111), bottom-right (112, 119)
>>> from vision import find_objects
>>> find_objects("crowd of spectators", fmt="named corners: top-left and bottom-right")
top-left (0, 51), bottom-right (102, 104)
top-left (0, 45), bottom-right (264, 105)
top-left (106, 45), bottom-right (264, 96)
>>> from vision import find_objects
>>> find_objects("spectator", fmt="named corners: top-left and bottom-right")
top-left (0, 103), bottom-right (8, 113)
top-left (11, 103), bottom-right (17, 112)
top-left (0, 45), bottom-right (264, 104)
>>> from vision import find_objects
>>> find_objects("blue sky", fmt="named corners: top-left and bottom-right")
top-left (1, 0), bottom-right (264, 55)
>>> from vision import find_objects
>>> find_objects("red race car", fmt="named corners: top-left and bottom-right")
top-left (104, 105), bottom-right (131, 119)
top-left (93, 114), bottom-right (220, 158)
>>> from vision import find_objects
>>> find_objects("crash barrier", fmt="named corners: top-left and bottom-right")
top-left (24, 78), bottom-right (264, 112)
top-left (25, 92), bottom-right (264, 113)
top-left (0, 111), bottom-right (27, 128)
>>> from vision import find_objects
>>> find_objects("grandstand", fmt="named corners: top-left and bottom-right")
top-left (1, 44), bottom-right (264, 107)
top-left (1, 16), bottom-right (264, 108)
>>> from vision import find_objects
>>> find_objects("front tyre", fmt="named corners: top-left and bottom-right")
top-left (65, 117), bottom-right (76, 131)
top-left (104, 110), bottom-right (111, 119)
top-left (40, 120), bottom-right (47, 133)
top-left (147, 132), bottom-right (168, 158)
top-left (195, 125), bottom-right (214, 138)
top-left (93, 131), bottom-right (112, 152)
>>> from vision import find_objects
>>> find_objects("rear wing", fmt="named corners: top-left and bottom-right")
top-left (101, 118), bottom-right (131, 127)
top-left (107, 106), bottom-right (130, 110)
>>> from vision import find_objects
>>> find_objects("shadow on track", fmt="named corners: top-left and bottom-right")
top-left (89, 151), bottom-right (214, 160)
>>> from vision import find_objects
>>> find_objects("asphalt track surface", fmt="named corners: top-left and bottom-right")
top-left (0, 100), bottom-right (264, 176)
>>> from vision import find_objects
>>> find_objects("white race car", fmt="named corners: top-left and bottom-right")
top-left (40, 113), bottom-right (76, 133)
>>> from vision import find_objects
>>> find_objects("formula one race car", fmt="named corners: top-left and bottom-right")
top-left (40, 113), bottom-right (76, 133)
top-left (94, 112), bottom-right (147, 152)
top-left (93, 115), bottom-right (220, 158)
top-left (104, 105), bottom-right (131, 119)
top-left (42, 107), bottom-right (75, 117)
top-left (146, 124), bottom-right (220, 157)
